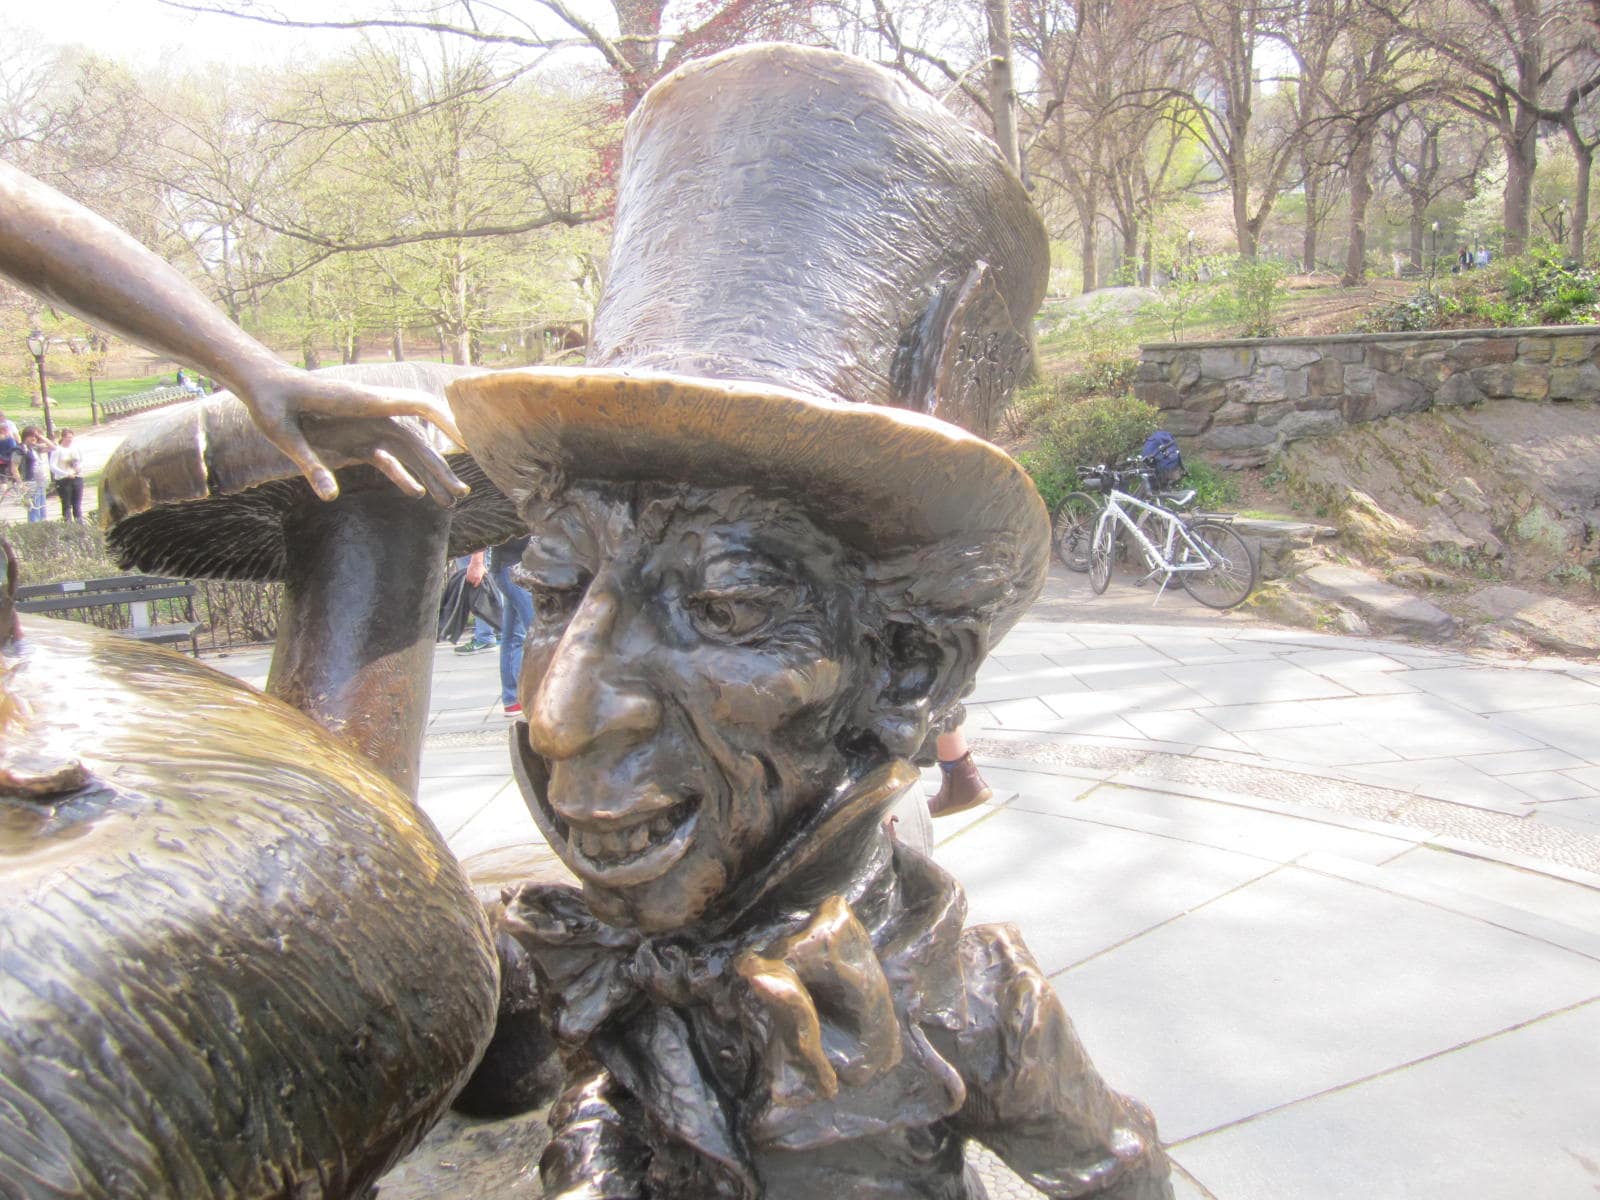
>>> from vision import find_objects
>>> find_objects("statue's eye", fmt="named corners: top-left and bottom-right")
top-left (685, 589), bottom-right (781, 641)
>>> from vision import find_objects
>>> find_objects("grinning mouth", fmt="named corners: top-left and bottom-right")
top-left (562, 795), bottom-right (700, 885)
top-left (511, 725), bottom-right (702, 887)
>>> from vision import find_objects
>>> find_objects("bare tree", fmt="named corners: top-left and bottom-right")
top-left (1165, 0), bottom-right (1304, 258)
top-left (1382, 0), bottom-right (1599, 255)
top-left (1380, 102), bottom-right (1493, 265)
top-left (163, 0), bottom-right (821, 115)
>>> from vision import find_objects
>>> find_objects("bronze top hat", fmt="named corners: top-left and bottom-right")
top-left (451, 42), bottom-right (1051, 642)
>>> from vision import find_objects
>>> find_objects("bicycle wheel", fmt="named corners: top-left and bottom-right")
top-left (1179, 521), bottom-right (1256, 609)
top-left (1088, 518), bottom-right (1116, 594)
top-left (1052, 492), bottom-right (1100, 572)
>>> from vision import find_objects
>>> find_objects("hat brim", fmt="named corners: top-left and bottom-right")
top-left (447, 367), bottom-right (1048, 557)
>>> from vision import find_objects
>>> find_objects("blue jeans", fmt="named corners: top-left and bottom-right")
top-left (26, 479), bottom-right (47, 522)
top-left (494, 561), bottom-right (533, 707)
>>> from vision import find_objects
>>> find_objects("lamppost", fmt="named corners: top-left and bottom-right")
top-left (1429, 220), bottom-right (1440, 291)
top-left (1186, 229), bottom-right (1195, 281)
top-left (1556, 198), bottom-right (1568, 250)
top-left (25, 329), bottom-right (55, 439)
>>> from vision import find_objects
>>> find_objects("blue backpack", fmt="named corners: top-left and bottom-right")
top-left (1141, 430), bottom-right (1185, 487)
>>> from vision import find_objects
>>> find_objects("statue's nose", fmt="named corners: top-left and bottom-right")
top-left (526, 589), bottom-right (661, 760)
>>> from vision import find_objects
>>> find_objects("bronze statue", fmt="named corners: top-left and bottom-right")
top-left (98, 362), bottom-right (522, 797)
top-left (0, 170), bottom-right (502, 1195)
top-left (449, 44), bottom-right (1171, 1200)
top-left (0, 542), bottom-right (500, 1197)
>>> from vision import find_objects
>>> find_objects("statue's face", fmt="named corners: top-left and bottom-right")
top-left (514, 484), bottom-right (878, 932)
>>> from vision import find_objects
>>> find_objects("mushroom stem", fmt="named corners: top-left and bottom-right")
top-left (266, 486), bottom-right (450, 798)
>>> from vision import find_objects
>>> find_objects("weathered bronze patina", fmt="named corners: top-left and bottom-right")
top-left (99, 362), bottom-right (523, 796)
top-left (449, 44), bottom-right (1172, 1200)
top-left (0, 543), bottom-right (500, 1198)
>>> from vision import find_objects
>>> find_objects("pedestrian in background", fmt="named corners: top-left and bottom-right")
top-left (489, 536), bottom-right (532, 715)
top-left (18, 427), bottom-right (52, 522)
top-left (50, 427), bottom-right (84, 522)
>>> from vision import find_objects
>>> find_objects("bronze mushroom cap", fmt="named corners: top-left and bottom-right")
top-left (101, 362), bottom-right (520, 581)
top-left (99, 362), bottom-right (527, 797)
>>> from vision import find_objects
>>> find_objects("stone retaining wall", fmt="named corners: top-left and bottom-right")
top-left (1136, 325), bottom-right (1600, 467)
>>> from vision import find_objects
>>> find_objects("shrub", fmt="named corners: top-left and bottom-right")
top-left (1003, 358), bottom-right (1137, 439)
top-left (1229, 257), bottom-right (1287, 337)
top-left (1358, 249), bottom-right (1600, 333)
top-left (1030, 395), bottom-right (1158, 483)
top-left (2, 519), bottom-right (120, 585)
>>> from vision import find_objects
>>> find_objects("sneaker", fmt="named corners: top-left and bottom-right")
top-left (454, 640), bottom-right (496, 655)
top-left (504, 702), bottom-right (522, 715)
top-left (928, 752), bottom-right (994, 818)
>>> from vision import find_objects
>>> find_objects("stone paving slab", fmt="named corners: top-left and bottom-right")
top-left (1169, 1000), bottom-right (1600, 1200)
top-left (1024, 781), bottom-right (1424, 868)
top-left (1049, 863), bottom-right (1600, 1144)
top-left (944, 805), bottom-right (1282, 976)
top-left (1402, 664), bottom-right (1600, 713)
top-left (1301, 851), bottom-right (1600, 963)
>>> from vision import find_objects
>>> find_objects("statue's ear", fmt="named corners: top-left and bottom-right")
top-left (892, 262), bottom-right (1031, 440)
top-left (862, 622), bottom-right (980, 761)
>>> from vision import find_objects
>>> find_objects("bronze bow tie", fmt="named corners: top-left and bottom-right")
top-left (505, 844), bottom-right (971, 1196)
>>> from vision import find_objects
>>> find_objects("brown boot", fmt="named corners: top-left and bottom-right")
top-left (928, 752), bottom-right (993, 817)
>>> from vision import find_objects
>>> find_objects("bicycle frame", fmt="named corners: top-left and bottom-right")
top-left (1092, 487), bottom-right (1221, 600)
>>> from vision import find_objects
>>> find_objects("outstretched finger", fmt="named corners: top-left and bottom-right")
top-left (308, 382), bottom-right (467, 449)
top-left (368, 448), bottom-right (427, 499)
top-left (382, 429), bottom-right (469, 503)
top-left (273, 424), bottom-right (340, 501)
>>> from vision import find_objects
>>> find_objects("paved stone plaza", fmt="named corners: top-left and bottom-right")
top-left (204, 574), bottom-right (1600, 1200)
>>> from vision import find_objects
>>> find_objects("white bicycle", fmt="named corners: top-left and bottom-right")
top-left (1082, 467), bottom-right (1256, 609)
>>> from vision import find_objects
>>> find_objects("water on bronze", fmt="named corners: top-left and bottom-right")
top-left (446, 43), bottom-right (1174, 1200)
top-left (0, 539), bottom-right (501, 1197)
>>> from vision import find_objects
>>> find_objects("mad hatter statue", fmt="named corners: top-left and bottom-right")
top-left (450, 44), bottom-right (1172, 1200)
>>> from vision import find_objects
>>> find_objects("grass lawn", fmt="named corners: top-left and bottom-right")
top-left (0, 374), bottom-right (171, 431)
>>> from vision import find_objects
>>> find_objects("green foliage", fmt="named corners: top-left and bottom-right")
top-left (1358, 249), bottom-right (1600, 332)
top-left (1015, 448), bottom-right (1077, 513)
top-left (1182, 459), bottom-right (1239, 509)
top-left (1228, 257), bottom-right (1287, 337)
top-left (1043, 393), bottom-right (1160, 479)
top-left (1, 520), bottom-right (120, 586)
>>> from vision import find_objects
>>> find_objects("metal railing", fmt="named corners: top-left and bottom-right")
top-left (99, 385), bottom-right (199, 421)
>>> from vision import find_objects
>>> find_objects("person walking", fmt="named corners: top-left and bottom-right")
top-left (50, 427), bottom-right (85, 522)
top-left (18, 427), bottom-right (52, 522)
top-left (452, 551), bottom-right (499, 655)
top-left (489, 536), bottom-right (532, 715)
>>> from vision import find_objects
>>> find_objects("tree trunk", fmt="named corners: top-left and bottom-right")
top-left (1079, 212), bottom-right (1098, 293)
top-left (1571, 140), bottom-right (1592, 261)
top-left (1502, 109), bottom-right (1539, 257)
top-left (1232, 176), bottom-right (1256, 258)
top-left (1409, 203), bottom-right (1425, 269)
top-left (1302, 170), bottom-right (1319, 272)
top-left (985, 0), bottom-right (1021, 173)
top-left (302, 277), bottom-right (321, 371)
top-left (1343, 130), bottom-right (1374, 287)
top-left (392, 323), bottom-right (406, 362)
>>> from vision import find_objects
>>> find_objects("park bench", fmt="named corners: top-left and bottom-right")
top-left (15, 575), bottom-right (201, 655)
top-left (99, 385), bottom-right (199, 421)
